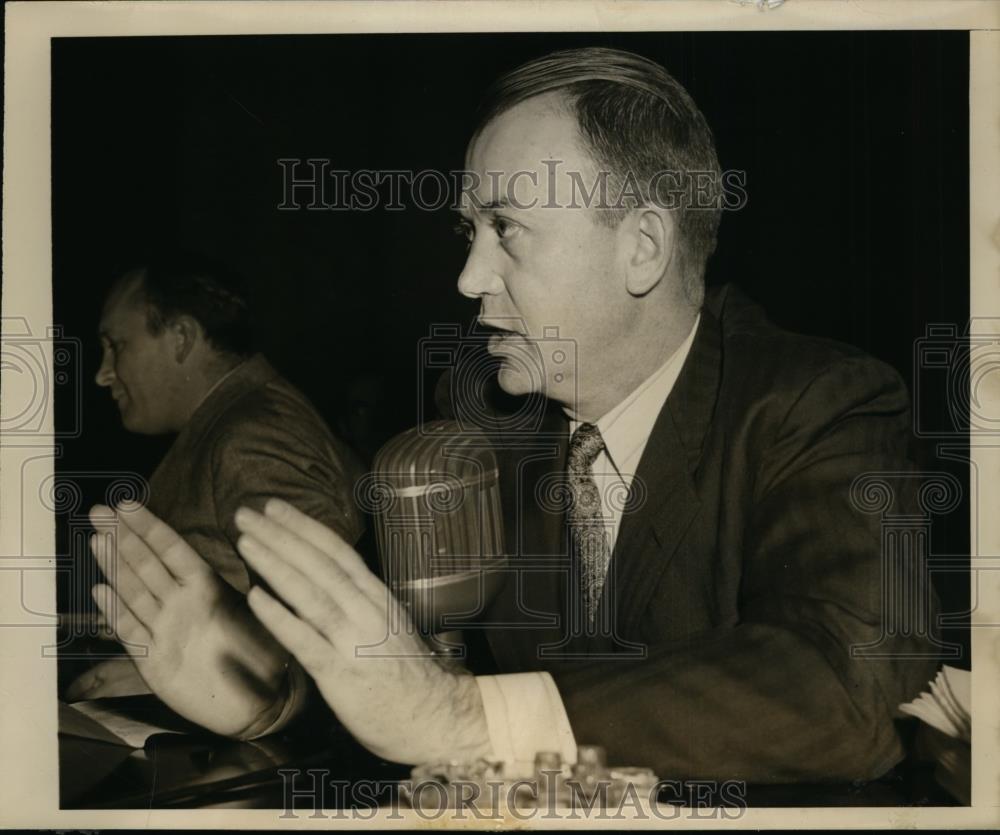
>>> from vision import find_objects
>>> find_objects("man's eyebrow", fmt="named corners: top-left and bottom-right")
top-left (453, 198), bottom-right (511, 219)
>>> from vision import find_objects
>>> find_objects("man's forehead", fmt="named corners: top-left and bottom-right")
top-left (99, 277), bottom-right (145, 332)
top-left (467, 96), bottom-right (583, 172)
top-left (464, 95), bottom-right (599, 211)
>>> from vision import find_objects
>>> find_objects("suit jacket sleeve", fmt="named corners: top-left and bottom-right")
top-left (209, 410), bottom-right (365, 553)
top-left (548, 356), bottom-right (940, 783)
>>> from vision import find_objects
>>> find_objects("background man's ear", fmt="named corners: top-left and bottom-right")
top-left (625, 208), bottom-right (676, 297)
top-left (171, 315), bottom-right (201, 363)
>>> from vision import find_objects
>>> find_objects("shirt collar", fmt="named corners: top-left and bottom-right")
top-left (184, 353), bottom-right (276, 434)
top-left (568, 314), bottom-right (701, 475)
top-left (191, 358), bottom-right (246, 414)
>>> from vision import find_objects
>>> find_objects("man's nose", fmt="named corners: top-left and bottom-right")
top-left (457, 243), bottom-right (505, 299)
top-left (95, 354), bottom-right (115, 388)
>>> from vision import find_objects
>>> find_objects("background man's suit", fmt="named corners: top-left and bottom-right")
top-left (148, 354), bottom-right (365, 592)
top-left (471, 284), bottom-right (940, 783)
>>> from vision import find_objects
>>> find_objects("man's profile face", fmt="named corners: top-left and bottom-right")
top-left (95, 279), bottom-right (183, 435)
top-left (456, 93), bottom-right (634, 417)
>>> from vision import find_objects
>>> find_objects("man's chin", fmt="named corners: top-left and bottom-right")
top-left (495, 365), bottom-right (541, 398)
top-left (120, 411), bottom-right (158, 435)
top-left (121, 418), bottom-right (145, 434)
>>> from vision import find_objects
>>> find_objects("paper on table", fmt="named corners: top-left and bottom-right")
top-left (59, 701), bottom-right (130, 747)
top-left (898, 665), bottom-right (971, 743)
top-left (60, 696), bottom-right (198, 748)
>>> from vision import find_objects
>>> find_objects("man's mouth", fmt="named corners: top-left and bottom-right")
top-left (478, 320), bottom-right (527, 355)
top-left (487, 330), bottom-right (521, 354)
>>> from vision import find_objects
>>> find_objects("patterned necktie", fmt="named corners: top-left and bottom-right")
top-left (567, 422), bottom-right (610, 624)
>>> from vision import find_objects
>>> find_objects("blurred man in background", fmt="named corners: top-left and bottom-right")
top-left (66, 253), bottom-right (364, 703)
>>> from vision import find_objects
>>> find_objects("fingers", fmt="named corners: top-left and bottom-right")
top-left (90, 504), bottom-right (177, 600)
top-left (111, 501), bottom-right (210, 583)
top-left (91, 583), bottom-right (152, 652)
top-left (90, 532), bottom-right (160, 626)
top-left (234, 505), bottom-right (365, 605)
top-left (236, 531), bottom-right (359, 644)
top-left (264, 499), bottom-right (386, 597)
top-left (247, 586), bottom-right (339, 678)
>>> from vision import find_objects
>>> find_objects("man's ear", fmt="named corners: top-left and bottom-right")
top-left (171, 315), bottom-right (201, 364)
top-left (624, 208), bottom-right (676, 297)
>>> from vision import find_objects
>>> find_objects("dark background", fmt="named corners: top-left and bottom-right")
top-left (52, 31), bottom-right (970, 660)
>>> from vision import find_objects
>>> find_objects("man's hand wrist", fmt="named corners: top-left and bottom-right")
top-left (438, 672), bottom-right (492, 763)
top-left (234, 667), bottom-right (294, 741)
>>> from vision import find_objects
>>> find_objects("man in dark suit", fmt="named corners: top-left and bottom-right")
top-left (472, 280), bottom-right (936, 782)
top-left (89, 48), bottom-right (939, 780)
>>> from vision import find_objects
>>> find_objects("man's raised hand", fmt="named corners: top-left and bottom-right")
top-left (88, 502), bottom-right (293, 738)
top-left (236, 498), bottom-right (492, 765)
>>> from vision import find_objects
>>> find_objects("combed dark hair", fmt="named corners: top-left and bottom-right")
top-left (472, 47), bottom-right (722, 301)
top-left (119, 252), bottom-right (255, 357)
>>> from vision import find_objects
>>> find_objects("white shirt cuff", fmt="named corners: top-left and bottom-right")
top-left (476, 672), bottom-right (577, 776)
top-left (248, 661), bottom-right (309, 739)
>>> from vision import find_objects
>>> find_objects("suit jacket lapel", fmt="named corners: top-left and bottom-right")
top-left (486, 405), bottom-right (570, 669)
top-left (609, 303), bottom-right (724, 641)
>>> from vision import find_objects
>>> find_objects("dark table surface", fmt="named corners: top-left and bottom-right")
top-left (60, 710), bottom-right (410, 809)
top-left (57, 638), bottom-right (962, 811)
top-left (60, 720), bottom-right (960, 810)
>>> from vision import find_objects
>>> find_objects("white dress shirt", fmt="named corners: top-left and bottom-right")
top-left (475, 315), bottom-right (701, 773)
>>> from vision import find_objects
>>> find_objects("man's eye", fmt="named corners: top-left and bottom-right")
top-left (494, 217), bottom-right (518, 239)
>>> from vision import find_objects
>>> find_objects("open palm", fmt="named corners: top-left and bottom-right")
top-left (89, 502), bottom-right (291, 738)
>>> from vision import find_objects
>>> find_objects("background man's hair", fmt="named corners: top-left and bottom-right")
top-left (115, 251), bottom-right (255, 357)
top-left (471, 47), bottom-right (722, 304)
